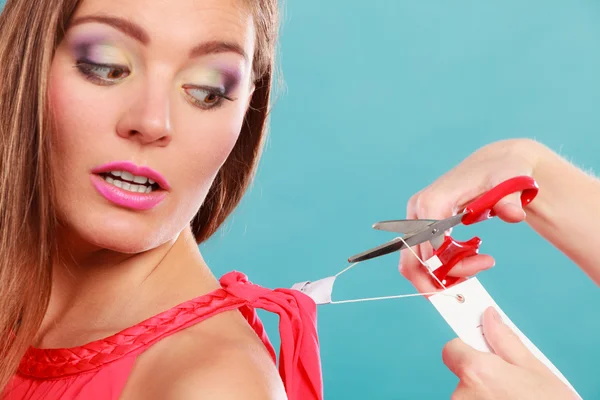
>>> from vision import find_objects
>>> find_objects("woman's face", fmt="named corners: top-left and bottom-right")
top-left (48, 0), bottom-right (256, 252)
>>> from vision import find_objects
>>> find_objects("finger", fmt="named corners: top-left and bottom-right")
top-left (481, 307), bottom-right (546, 371)
top-left (446, 254), bottom-right (495, 278)
top-left (398, 247), bottom-right (439, 294)
top-left (418, 241), bottom-right (434, 264)
top-left (442, 338), bottom-right (486, 379)
top-left (492, 192), bottom-right (526, 223)
top-left (406, 191), bottom-right (421, 220)
top-left (450, 382), bottom-right (479, 400)
top-left (414, 190), bottom-right (455, 223)
top-left (401, 197), bottom-right (442, 294)
top-left (405, 187), bottom-right (489, 293)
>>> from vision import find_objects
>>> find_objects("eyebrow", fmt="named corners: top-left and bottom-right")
top-left (71, 15), bottom-right (150, 44)
top-left (69, 15), bottom-right (248, 61)
top-left (189, 41), bottom-right (248, 62)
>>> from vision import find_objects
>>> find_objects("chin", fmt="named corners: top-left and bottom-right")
top-left (53, 179), bottom-right (201, 256)
top-left (90, 227), bottom-right (162, 254)
top-left (61, 209), bottom-right (179, 255)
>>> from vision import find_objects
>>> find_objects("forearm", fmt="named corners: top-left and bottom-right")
top-left (524, 140), bottom-right (600, 285)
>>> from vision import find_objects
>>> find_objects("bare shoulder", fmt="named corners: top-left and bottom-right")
top-left (120, 310), bottom-right (287, 400)
top-left (162, 339), bottom-right (286, 400)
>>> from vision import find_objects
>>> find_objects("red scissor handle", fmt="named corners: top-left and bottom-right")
top-left (428, 176), bottom-right (539, 289)
top-left (461, 176), bottom-right (539, 225)
top-left (430, 235), bottom-right (481, 289)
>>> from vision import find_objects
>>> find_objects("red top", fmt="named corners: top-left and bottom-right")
top-left (2, 271), bottom-right (323, 400)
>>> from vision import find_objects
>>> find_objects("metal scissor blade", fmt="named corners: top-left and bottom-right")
top-left (427, 213), bottom-right (465, 235)
top-left (373, 219), bottom-right (438, 234)
top-left (347, 229), bottom-right (434, 263)
top-left (390, 213), bottom-right (465, 250)
top-left (347, 213), bottom-right (466, 263)
top-left (347, 237), bottom-right (406, 263)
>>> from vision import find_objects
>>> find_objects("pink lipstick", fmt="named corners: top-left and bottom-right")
top-left (90, 161), bottom-right (170, 211)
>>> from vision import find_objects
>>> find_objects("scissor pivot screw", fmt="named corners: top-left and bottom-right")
top-left (456, 294), bottom-right (465, 303)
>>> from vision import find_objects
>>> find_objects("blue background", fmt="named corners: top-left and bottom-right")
top-left (203, 1), bottom-right (600, 399)
top-left (3, 0), bottom-right (599, 398)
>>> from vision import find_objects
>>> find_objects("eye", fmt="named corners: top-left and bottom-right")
top-left (75, 61), bottom-right (130, 85)
top-left (203, 92), bottom-right (219, 105)
top-left (182, 84), bottom-right (234, 111)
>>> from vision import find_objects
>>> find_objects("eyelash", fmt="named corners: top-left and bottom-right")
top-left (74, 60), bottom-right (234, 111)
top-left (182, 84), bottom-right (234, 111)
top-left (75, 60), bottom-right (130, 86)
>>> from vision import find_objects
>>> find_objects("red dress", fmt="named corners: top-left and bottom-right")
top-left (2, 271), bottom-right (323, 400)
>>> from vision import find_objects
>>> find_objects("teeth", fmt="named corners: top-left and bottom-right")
top-left (108, 171), bottom-right (153, 186)
top-left (103, 175), bottom-right (154, 193)
top-left (133, 175), bottom-right (148, 184)
top-left (121, 171), bottom-right (134, 181)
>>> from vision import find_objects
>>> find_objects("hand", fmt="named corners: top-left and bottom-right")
top-left (443, 307), bottom-right (579, 400)
top-left (399, 138), bottom-right (544, 293)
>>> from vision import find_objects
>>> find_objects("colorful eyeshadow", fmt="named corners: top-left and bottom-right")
top-left (71, 36), bottom-right (129, 65)
top-left (186, 66), bottom-right (241, 95)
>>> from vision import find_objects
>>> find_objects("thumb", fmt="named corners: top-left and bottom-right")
top-left (481, 307), bottom-right (542, 370)
top-left (493, 192), bottom-right (526, 223)
top-left (441, 337), bottom-right (485, 378)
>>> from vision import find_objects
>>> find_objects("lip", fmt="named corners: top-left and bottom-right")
top-left (90, 174), bottom-right (168, 211)
top-left (90, 161), bottom-right (170, 211)
top-left (91, 161), bottom-right (171, 191)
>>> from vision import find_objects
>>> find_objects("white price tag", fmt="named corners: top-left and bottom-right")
top-left (430, 278), bottom-right (580, 399)
top-left (291, 276), bottom-right (337, 305)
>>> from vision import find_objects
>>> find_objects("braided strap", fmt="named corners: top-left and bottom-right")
top-left (18, 271), bottom-right (324, 400)
top-left (19, 287), bottom-right (242, 378)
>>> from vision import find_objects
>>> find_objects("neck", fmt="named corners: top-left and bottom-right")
top-left (37, 226), bottom-right (219, 348)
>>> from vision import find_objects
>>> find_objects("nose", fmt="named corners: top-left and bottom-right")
top-left (116, 83), bottom-right (173, 146)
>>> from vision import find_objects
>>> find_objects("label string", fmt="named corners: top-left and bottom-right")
top-left (325, 237), bottom-right (461, 305)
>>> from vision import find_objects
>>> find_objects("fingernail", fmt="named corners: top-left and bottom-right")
top-left (489, 307), bottom-right (502, 323)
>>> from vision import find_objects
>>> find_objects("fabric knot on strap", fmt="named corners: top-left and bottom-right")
top-left (220, 270), bottom-right (271, 304)
top-left (218, 271), bottom-right (324, 400)
top-left (219, 270), bottom-right (249, 286)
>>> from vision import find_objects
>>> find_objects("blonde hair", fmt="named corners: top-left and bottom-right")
top-left (0, 0), bottom-right (279, 389)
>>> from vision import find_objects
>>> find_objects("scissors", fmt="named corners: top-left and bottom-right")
top-left (347, 176), bottom-right (540, 288)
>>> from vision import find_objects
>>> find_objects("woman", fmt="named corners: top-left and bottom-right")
top-left (0, 1), bottom-right (589, 400)
top-left (0, 0), bottom-right (318, 398)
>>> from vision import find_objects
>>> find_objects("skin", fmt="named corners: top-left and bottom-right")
top-left (402, 138), bottom-right (596, 399)
top-left (40, 0), bottom-right (286, 398)
top-left (36, 0), bottom-right (592, 397)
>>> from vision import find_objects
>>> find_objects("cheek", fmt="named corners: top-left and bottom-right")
top-left (175, 95), bottom-right (250, 188)
top-left (48, 62), bottom-right (115, 166)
